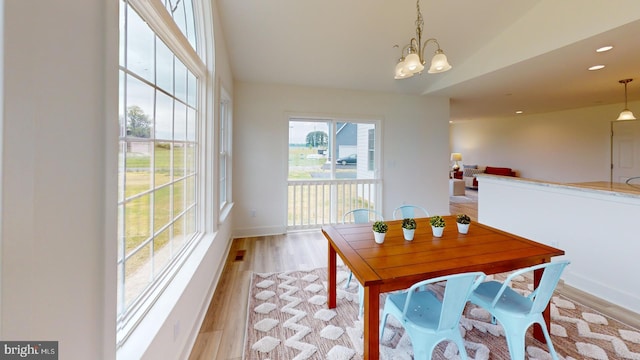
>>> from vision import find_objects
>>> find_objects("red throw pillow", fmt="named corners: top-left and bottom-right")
top-left (485, 166), bottom-right (513, 176)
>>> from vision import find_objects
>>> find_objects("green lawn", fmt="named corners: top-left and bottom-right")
top-left (122, 142), bottom-right (192, 289)
top-left (288, 146), bottom-right (327, 179)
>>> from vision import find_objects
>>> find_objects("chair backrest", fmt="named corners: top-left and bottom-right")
top-left (492, 260), bottom-right (570, 314)
top-left (342, 209), bottom-right (383, 224)
top-left (392, 205), bottom-right (429, 220)
top-left (403, 272), bottom-right (485, 331)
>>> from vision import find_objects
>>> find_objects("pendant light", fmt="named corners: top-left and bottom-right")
top-left (393, 0), bottom-right (452, 80)
top-left (616, 79), bottom-right (636, 121)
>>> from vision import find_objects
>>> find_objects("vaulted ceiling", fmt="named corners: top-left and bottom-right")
top-left (216, 0), bottom-right (640, 121)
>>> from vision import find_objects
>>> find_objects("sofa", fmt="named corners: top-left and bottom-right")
top-left (454, 166), bottom-right (517, 189)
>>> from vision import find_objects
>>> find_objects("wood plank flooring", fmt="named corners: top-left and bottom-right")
top-left (188, 189), bottom-right (639, 359)
top-left (188, 232), bottom-right (329, 360)
top-left (448, 189), bottom-right (478, 221)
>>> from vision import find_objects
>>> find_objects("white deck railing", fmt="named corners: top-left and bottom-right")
top-left (287, 179), bottom-right (382, 230)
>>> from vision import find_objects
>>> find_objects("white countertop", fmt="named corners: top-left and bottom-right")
top-left (477, 174), bottom-right (640, 200)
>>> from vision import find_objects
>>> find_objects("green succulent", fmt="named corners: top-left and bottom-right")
top-left (429, 215), bottom-right (445, 228)
top-left (372, 221), bottom-right (388, 233)
top-left (402, 218), bottom-right (417, 230)
top-left (456, 214), bottom-right (471, 224)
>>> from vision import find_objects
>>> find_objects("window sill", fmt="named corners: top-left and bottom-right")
top-left (219, 202), bottom-right (234, 223)
top-left (116, 232), bottom-right (216, 359)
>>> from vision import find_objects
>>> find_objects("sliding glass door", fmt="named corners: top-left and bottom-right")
top-left (287, 118), bottom-right (381, 229)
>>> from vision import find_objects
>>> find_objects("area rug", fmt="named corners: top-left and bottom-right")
top-left (242, 267), bottom-right (640, 360)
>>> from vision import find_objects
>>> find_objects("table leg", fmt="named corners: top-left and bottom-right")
top-left (363, 284), bottom-right (380, 360)
top-left (328, 244), bottom-right (336, 309)
top-left (532, 266), bottom-right (548, 343)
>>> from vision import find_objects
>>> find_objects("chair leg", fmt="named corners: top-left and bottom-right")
top-left (538, 320), bottom-right (560, 360)
top-left (503, 325), bottom-right (527, 360)
top-left (344, 271), bottom-right (353, 288)
top-left (358, 285), bottom-right (364, 318)
top-left (405, 333), bottom-right (433, 360)
top-left (452, 332), bottom-right (469, 360)
top-left (406, 332), bottom-right (449, 360)
top-left (379, 312), bottom-right (389, 340)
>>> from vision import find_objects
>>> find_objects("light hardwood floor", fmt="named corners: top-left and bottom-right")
top-left (188, 189), bottom-right (639, 359)
top-left (188, 231), bottom-right (329, 360)
top-left (448, 189), bottom-right (478, 221)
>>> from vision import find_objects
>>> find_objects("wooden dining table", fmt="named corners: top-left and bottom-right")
top-left (322, 215), bottom-right (565, 360)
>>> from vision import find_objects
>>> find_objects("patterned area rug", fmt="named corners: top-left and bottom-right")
top-left (243, 267), bottom-right (640, 360)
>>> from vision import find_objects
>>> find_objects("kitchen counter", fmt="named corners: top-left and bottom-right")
top-left (477, 174), bottom-right (640, 200)
top-left (476, 174), bottom-right (640, 315)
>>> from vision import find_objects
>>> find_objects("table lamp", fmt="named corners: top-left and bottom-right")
top-left (450, 153), bottom-right (462, 171)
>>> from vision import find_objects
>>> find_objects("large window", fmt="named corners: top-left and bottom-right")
top-left (117, 0), bottom-right (206, 343)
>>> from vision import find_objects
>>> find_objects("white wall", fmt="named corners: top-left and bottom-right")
top-left (450, 102), bottom-right (640, 183)
top-left (478, 176), bottom-right (640, 314)
top-left (1, 1), bottom-right (113, 357)
top-left (211, 0), bottom-right (234, 97)
top-left (1, 1), bottom-right (235, 359)
top-left (233, 82), bottom-right (451, 236)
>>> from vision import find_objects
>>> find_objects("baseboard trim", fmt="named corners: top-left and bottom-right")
top-left (558, 282), bottom-right (640, 330)
top-left (233, 225), bottom-right (287, 238)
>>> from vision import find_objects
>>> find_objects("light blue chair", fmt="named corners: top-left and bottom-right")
top-left (342, 208), bottom-right (383, 317)
top-left (380, 272), bottom-right (486, 359)
top-left (343, 208), bottom-right (383, 224)
top-left (469, 260), bottom-right (570, 360)
top-left (392, 204), bottom-right (429, 220)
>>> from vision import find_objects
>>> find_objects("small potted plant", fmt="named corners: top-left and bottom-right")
top-left (429, 215), bottom-right (446, 237)
top-left (401, 218), bottom-right (417, 241)
top-left (456, 214), bottom-right (471, 234)
top-left (372, 221), bottom-right (388, 244)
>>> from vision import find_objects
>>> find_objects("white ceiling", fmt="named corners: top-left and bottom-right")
top-left (216, 0), bottom-right (640, 121)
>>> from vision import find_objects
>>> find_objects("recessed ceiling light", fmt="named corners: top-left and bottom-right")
top-left (515, 110), bottom-right (523, 114)
top-left (588, 64), bottom-right (605, 71)
top-left (596, 45), bottom-right (613, 53)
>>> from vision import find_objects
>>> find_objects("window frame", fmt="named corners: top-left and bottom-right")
top-left (219, 86), bottom-right (232, 215)
top-left (286, 117), bottom-right (383, 228)
top-left (117, 0), bottom-right (209, 346)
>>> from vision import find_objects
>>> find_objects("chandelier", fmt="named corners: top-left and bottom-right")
top-left (616, 78), bottom-right (636, 120)
top-left (394, 0), bottom-right (452, 79)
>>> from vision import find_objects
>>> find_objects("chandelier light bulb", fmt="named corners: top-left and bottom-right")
top-left (428, 50), bottom-right (452, 73)
top-left (404, 53), bottom-right (423, 73)
top-left (394, 60), bottom-right (413, 79)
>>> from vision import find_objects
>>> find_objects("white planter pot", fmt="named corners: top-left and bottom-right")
top-left (402, 228), bottom-right (415, 241)
top-left (373, 231), bottom-right (386, 244)
top-left (431, 226), bottom-right (444, 237)
top-left (457, 223), bottom-right (470, 234)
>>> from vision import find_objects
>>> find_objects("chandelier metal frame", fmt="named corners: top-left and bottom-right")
top-left (394, 0), bottom-right (452, 79)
